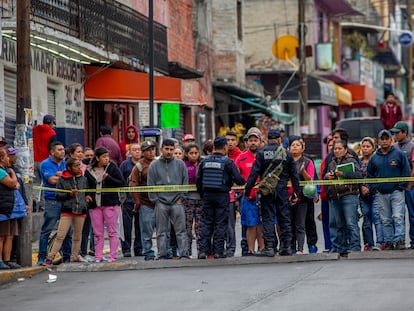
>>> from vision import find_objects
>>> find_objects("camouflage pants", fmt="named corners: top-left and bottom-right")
top-left (184, 198), bottom-right (202, 256)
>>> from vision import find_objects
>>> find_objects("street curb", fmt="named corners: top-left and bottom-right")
top-left (0, 266), bottom-right (46, 286)
top-left (56, 253), bottom-right (340, 272)
top-left (3, 250), bottom-right (414, 285)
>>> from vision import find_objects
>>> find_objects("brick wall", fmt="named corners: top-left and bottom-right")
top-left (167, 0), bottom-right (196, 67)
top-left (244, 0), bottom-right (314, 70)
top-left (120, 0), bottom-right (167, 24)
top-left (212, 0), bottom-right (245, 84)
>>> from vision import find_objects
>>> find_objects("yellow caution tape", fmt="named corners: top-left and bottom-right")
top-left (33, 177), bottom-right (413, 193)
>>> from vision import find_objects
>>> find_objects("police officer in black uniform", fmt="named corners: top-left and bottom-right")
top-left (245, 129), bottom-right (300, 256)
top-left (196, 136), bottom-right (245, 259)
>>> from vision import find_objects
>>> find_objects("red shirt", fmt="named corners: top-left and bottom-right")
top-left (33, 124), bottom-right (56, 162)
top-left (235, 149), bottom-right (259, 199)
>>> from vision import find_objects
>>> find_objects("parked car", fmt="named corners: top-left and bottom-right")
top-left (335, 117), bottom-right (384, 147)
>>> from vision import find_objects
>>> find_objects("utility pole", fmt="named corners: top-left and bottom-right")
top-left (16, 0), bottom-right (32, 266)
top-left (407, 0), bottom-right (413, 118)
top-left (149, 0), bottom-right (155, 127)
top-left (298, 0), bottom-right (308, 129)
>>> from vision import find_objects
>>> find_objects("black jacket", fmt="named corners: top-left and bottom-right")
top-left (85, 161), bottom-right (126, 208)
top-left (56, 170), bottom-right (90, 215)
top-left (245, 143), bottom-right (300, 196)
top-left (325, 154), bottom-right (362, 200)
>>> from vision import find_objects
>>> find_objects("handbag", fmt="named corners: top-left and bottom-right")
top-left (10, 190), bottom-right (27, 219)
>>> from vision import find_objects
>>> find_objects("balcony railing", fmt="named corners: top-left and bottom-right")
top-left (1, 0), bottom-right (168, 73)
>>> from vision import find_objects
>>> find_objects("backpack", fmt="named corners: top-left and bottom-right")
top-left (257, 146), bottom-right (287, 195)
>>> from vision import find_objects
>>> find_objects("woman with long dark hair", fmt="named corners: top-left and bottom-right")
top-left (85, 147), bottom-right (125, 262)
top-left (324, 140), bottom-right (362, 256)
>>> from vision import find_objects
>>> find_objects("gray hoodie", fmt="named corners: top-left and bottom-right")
top-left (147, 156), bottom-right (189, 205)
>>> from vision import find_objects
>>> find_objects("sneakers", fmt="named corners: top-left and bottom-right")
top-left (364, 244), bottom-right (372, 251)
top-left (144, 256), bottom-right (155, 261)
top-left (198, 253), bottom-right (207, 259)
top-left (255, 247), bottom-right (275, 257)
top-left (213, 254), bottom-right (226, 259)
top-left (43, 259), bottom-right (53, 266)
top-left (0, 260), bottom-right (10, 270)
top-left (309, 245), bottom-right (318, 254)
top-left (279, 248), bottom-right (292, 256)
top-left (71, 255), bottom-right (88, 263)
top-left (384, 243), bottom-right (394, 251)
top-left (123, 251), bottom-right (132, 258)
top-left (394, 240), bottom-right (406, 250)
top-left (95, 257), bottom-right (108, 263)
top-left (36, 258), bottom-right (45, 266)
top-left (372, 244), bottom-right (382, 251)
top-left (7, 262), bottom-right (22, 269)
top-left (295, 251), bottom-right (303, 255)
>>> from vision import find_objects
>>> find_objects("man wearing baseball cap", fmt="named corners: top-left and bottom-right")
top-left (245, 128), bottom-right (300, 256)
top-left (391, 121), bottom-right (414, 249)
top-left (367, 129), bottom-right (411, 250)
top-left (129, 140), bottom-right (158, 260)
top-left (197, 136), bottom-right (245, 259)
top-left (32, 114), bottom-right (57, 211)
top-left (235, 128), bottom-right (264, 256)
top-left (182, 134), bottom-right (195, 148)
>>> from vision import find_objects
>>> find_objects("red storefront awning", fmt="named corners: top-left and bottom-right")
top-left (85, 66), bottom-right (182, 102)
top-left (341, 85), bottom-right (376, 109)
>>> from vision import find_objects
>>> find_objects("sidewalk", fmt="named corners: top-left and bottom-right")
top-left (3, 212), bottom-right (414, 286)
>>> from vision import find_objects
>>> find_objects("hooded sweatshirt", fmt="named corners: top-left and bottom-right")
top-left (367, 145), bottom-right (411, 194)
top-left (56, 170), bottom-right (89, 215)
top-left (147, 156), bottom-right (188, 205)
top-left (33, 124), bottom-right (56, 162)
top-left (119, 125), bottom-right (139, 161)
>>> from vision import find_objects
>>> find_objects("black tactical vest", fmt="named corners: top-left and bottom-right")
top-left (202, 155), bottom-right (226, 191)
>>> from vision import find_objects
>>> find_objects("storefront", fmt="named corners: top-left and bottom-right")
top-left (0, 35), bottom-right (85, 146)
top-left (84, 66), bottom-right (208, 147)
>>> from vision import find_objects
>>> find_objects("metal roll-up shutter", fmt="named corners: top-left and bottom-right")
top-left (4, 70), bottom-right (16, 143)
top-left (47, 88), bottom-right (56, 116)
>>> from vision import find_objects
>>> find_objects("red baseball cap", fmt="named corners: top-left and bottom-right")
top-left (182, 134), bottom-right (195, 142)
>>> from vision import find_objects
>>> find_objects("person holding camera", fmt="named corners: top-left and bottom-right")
top-left (324, 140), bottom-right (362, 257)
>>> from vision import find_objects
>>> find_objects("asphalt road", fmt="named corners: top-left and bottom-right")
top-left (2, 259), bottom-right (414, 311)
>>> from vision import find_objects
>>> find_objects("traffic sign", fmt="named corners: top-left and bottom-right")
top-left (399, 32), bottom-right (413, 46)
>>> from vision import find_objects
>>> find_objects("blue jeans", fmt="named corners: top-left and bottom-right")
top-left (321, 200), bottom-right (332, 250)
top-left (139, 204), bottom-right (156, 259)
top-left (121, 202), bottom-right (142, 255)
top-left (375, 190), bottom-right (405, 243)
top-left (328, 201), bottom-right (338, 251)
top-left (331, 194), bottom-right (361, 253)
top-left (404, 189), bottom-right (414, 247)
top-left (38, 200), bottom-right (72, 262)
top-left (361, 195), bottom-right (384, 246)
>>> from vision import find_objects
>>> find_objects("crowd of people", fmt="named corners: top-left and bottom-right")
top-left (2, 112), bottom-right (414, 269)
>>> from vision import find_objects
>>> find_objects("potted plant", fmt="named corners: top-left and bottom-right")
top-left (343, 31), bottom-right (366, 60)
